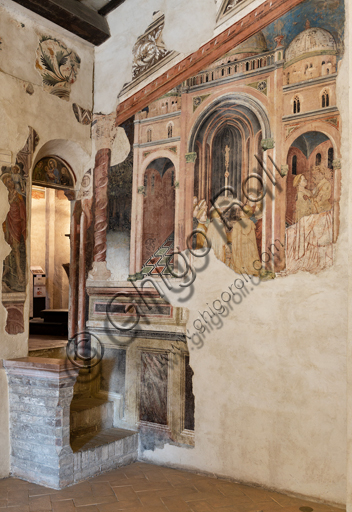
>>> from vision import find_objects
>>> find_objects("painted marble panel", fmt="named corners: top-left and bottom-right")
top-left (184, 355), bottom-right (195, 431)
top-left (140, 351), bottom-right (168, 425)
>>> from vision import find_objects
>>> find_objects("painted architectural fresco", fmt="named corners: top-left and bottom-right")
top-left (128, 0), bottom-right (344, 280)
top-left (35, 36), bottom-right (81, 101)
top-left (33, 156), bottom-right (74, 189)
top-left (1, 128), bottom-right (39, 334)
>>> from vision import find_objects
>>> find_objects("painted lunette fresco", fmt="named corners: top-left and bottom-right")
top-left (33, 156), bottom-right (75, 189)
top-left (123, 0), bottom-right (344, 280)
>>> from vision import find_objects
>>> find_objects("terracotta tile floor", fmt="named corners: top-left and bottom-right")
top-left (0, 462), bottom-right (345, 512)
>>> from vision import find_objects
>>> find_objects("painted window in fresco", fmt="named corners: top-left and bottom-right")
top-left (108, 117), bottom-right (133, 233)
top-left (33, 156), bottom-right (74, 188)
top-left (140, 352), bottom-right (168, 425)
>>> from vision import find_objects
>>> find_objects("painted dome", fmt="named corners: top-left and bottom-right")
top-left (230, 31), bottom-right (268, 55)
top-left (285, 25), bottom-right (337, 65)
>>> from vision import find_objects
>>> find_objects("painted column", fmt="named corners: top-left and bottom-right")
top-left (332, 158), bottom-right (341, 244)
top-left (129, 121), bottom-right (141, 277)
top-left (88, 148), bottom-right (112, 281)
top-left (88, 113), bottom-right (117, 282)
top-left (77, 211), bottom-right (87, 334)
top-left (272, 43), bottom-right (286, 273)
top-left (261, 138), bottom-right (276, 274)
top-left (68, 202), bottom-right (79, 339)
top-left (184, 152), bottom-right (197, 251)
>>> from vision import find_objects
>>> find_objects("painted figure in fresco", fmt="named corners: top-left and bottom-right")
top-left (46, 158), bottom-right (60, 184)
top-left (193, 196), bottom-right (200, 226)
top-left (11, 164), bottom-right (25, 197)
top-left (249, 201), bottom-right (263, 255)
top-left (1, 174), bottom-right (26, 285)
top-left (293, 174), bottom-right (313, 222)
top-left (60, 166), bottom-right (71, 186)
top-left (195, 200), bottom-right (209, 249)
top-left (33, 160), bottom-right (46, 182)
top-left (311, 166), bottom-right (332, 213)
top-left (285, 167), bottom-right (333, 275)
top-left (206, 209), bottom-right (228, 264)
top-left (230, 205), bottom-right (260, 276)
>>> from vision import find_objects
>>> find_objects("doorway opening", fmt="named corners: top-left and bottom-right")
top-left (29, 156), bottom-right (75, 344)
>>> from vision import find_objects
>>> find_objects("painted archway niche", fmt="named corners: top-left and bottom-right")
top-left (30, 156), bottom-right (76, 331)
top-left (284, 131), bottom-right (340, 275)
top-left (192, 98), bottom-right (267, 277)
top-left (141, 158), bottom-right (176, 275)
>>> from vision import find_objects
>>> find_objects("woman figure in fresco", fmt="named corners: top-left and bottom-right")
top-left (1, 174), bottom-right (26, 285)
top-left (230, 205), bottom-right (260, 276)
top-left (206, 208), bottom-right (228, 264)
top-left (293, 174), bottom-right (313, 222)
top-left (46, 158), bottom-right (60, 184)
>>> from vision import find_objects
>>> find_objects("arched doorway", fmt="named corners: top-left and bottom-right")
top-left (191, 97), bottom-right (268, 266)
top-left (190, 96), bottom-right (269, 208)
top-left (29, 156), bottom-right (75, 336)
top-left (141, 158), bottom-right (175, 271)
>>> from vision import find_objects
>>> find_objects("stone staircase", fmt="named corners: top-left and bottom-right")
top-left (70, 396), bottom-right (138, 483)
top-left (29, 309), bottom-right (68, 336)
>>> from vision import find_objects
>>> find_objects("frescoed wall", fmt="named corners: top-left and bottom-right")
top-left (94, 0), bottom-right (349, 506)
top-left (0, 0), bottom-right (94, 479)
top-left (128, 0), bottom-right (344, 280)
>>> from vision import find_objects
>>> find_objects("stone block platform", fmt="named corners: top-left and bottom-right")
top-left (3, 357), bottom-right (138, 490)
top-left (71, 427), bottom-right (138, 483)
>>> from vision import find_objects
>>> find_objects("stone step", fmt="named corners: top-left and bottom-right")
top-left (70, 397), bottom-right (114, 437)
top-left (29, 319), bottom-right (67, 336)
top-left (72, 427), bottom-right (138, 483)
top-left (41, 309), bottom-right (69, 323)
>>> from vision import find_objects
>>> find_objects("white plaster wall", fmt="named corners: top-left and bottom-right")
top-left (95, 0), bottom-right (351, 506)
top-left (146, 255), bottom-right (348, 505)
top-left (0, 0), bottom-right (95, 477)
top-left (106, 231), bottom-right (130, 281)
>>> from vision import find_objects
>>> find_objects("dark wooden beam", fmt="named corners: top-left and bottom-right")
top-left (98, 0), bottom-right (126, 16)
top-left (115, 0), bottom-right (306, 125)
top-left (12, 0), bottom-right (110, 45)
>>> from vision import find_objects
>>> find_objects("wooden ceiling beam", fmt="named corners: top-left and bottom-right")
top-left (115, 0), bottom-right (306, 125)
top-left (98, 0), bottom-right (126, 16)
top-left (12, 0), bottom-right (110, 45)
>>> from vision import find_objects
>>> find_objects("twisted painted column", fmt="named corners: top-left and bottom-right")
top-left (88, 148), bottom-right (112, 281)
top-left (94, 148), bottom-right (111, 262)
